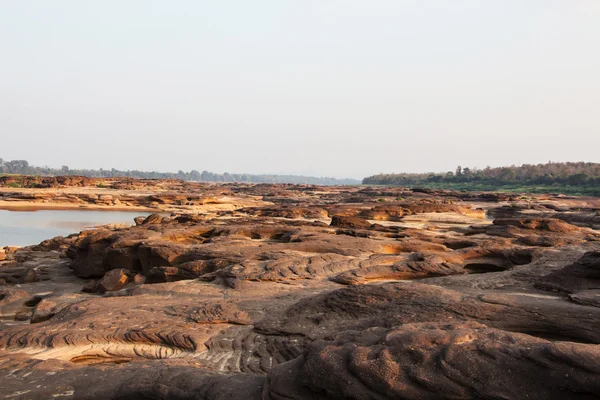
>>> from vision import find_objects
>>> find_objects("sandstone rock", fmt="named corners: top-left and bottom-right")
top-left (30, 299), bottom-right (59, 323)
top-left (21, 268), bottom-right (39, 283)
top-left (81, 279), bottom-right (100, 293)
top-left (536, 251), bottom-right (600, 293)
top-left (32, 236), bottom-right (68, 251)
top-left (189, 302), bottom-right (252, 325)
top-left (443, 239), bottom-right (477, 250)
top-left (4, 246), bottom-right (20, 254)
top-left (146, 266), bottom-right (197, 283)
top-left (98, 269), bottom-right (132, 293)
top-left (138, 241), bottom-right (190, 274)
top-left (0, 287), bottom-right (30, 304)
top-left (3, 179), bottom-right (600, 398)
top-left (142, 213), bottom-right (163, 225)
top-left (255, 282), bottom-right (600, 344)
top-left (31, 296), bottom-right (83, 323)
top-left (14, 310), bottom-right (31, 321)
top-left (358, 205), bottom-right (405, 221)
top-left (330, 215), bottom-right (371, 229)
top-left (0, 355), bottom-right (264, 400)
top-left (569, 290), bottom-right (600, 308)
top-left (332, 254), bottom-right (464, 285)
top-left (264, 322), bottom-right (600, 400)
top-left (518, 235), bottom-right (574, 247)
top-left (132, 273), bottom-right (146, 285)
top-left (493, 217), bottom-right (580, 233)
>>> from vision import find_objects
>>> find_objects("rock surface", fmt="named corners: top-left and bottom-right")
top-left (1, 179), bottom-right (600, 399)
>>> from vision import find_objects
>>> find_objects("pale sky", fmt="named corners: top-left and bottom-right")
top-left (1, 1), bottom-right (599, 179)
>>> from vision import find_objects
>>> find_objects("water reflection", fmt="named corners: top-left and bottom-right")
top-left (0, 209), bottom-right (150, 247)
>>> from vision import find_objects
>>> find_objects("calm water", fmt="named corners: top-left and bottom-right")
top-left (0, 209), bottom-right (150, 247)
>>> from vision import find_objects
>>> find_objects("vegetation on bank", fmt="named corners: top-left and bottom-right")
top-left (389, 182), bottom-right (600, 196)
top-left (0, 158), bottom-right (360, 186)
top-left (363, 162), bottom-right (600, 196)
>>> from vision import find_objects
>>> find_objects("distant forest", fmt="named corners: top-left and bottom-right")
top-left (0, 158), bottom-right (360, 186)
top-left (363, 162), bottom-right (600, 195)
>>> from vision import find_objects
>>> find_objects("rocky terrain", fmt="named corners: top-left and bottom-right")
top-left (1, 178), bottom-right (600, 399)
top-left (0, 176), bottom-right (266, 213)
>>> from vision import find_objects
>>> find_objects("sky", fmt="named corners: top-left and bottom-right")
top-left (1, 1), bottom-right (599, 179)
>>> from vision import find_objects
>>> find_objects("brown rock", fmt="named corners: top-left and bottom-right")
top-left (189, 302), bottom-right (251, 325)
top-left (4, 246), bottom-right (20, 254)
top-left (332, 253), bottom-right (464, 285)
top-left (31, 298), bottom-right (65, 323)
top-left (81, 279), bottom-right (100, 293)
top-left (3, 179), bottom-right (600, 398)
top-left (14, 310), bottom-right (31, 321)
top-left (21, 268), bottom-right (39, 283)
top-left (536, 251), bottom-right (600, 293)
top-left (132, 273), bottom-right (146, 285)
top-left (145, 266), bottom-right (196, 283)
top-left (493, 218), bottom-right (580, 233)
top-left (137, 241), bottom-right (189, 274)
top-left (330, 215), bottom-right (371, 229)
top-left (98, 269), bottom-right (132, 292)
top-left (142, 213), bottom-right (163, 225)
top-left (0, 287), bottom-right (30, 303)
top-left (569, 290), bottom-right (600, 308)
top-left (264, 322), bottom-right (600, 400)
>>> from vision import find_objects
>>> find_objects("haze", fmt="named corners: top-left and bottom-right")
top-left (1, 1), bottom-right (599, 179)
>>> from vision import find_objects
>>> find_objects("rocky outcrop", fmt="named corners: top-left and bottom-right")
top-left (81, 269), bottom-right (133, 294)
top-left (264, 322), bottom-right (600, 400)
top-left (493, 217), bottom-right (581, 233)
top-left (255, 282), bottom-right (600, 344)
top-left (2, 180), bottom-right (600, 399)
top-left (329, 215), bottom-right (372, 229)
top-left (536, 251), bottom-right (600, 293)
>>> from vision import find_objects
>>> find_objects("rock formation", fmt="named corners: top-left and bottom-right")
top-left (1, 179), bottom-right (600, 399)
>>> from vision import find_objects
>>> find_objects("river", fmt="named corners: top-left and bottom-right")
top-left (0, 209), bottom-right (150, 247)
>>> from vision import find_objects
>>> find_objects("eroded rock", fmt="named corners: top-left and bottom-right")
top-left (1, 180), bottom-right (600, 398)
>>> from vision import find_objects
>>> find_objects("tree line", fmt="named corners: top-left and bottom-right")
top-left (0, 158), bottom-right (360, 185)
top-left (363, 162), bottom-right (600, 187)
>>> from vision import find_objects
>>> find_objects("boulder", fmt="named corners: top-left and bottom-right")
top-left (330, 215), bottom-right (371, 229)
top-left (141, 213), bottom-right (163, 225)
top-left (30, 296), bottom-right (82, 323)
top-left (98, 269), bottom-right (132, 292)
top-left (21, 269), bottom-right (39, 283)
top-left (132, 273), bottom-right (146, 285)
top-left (137, 241), bottom-right (190, 274)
